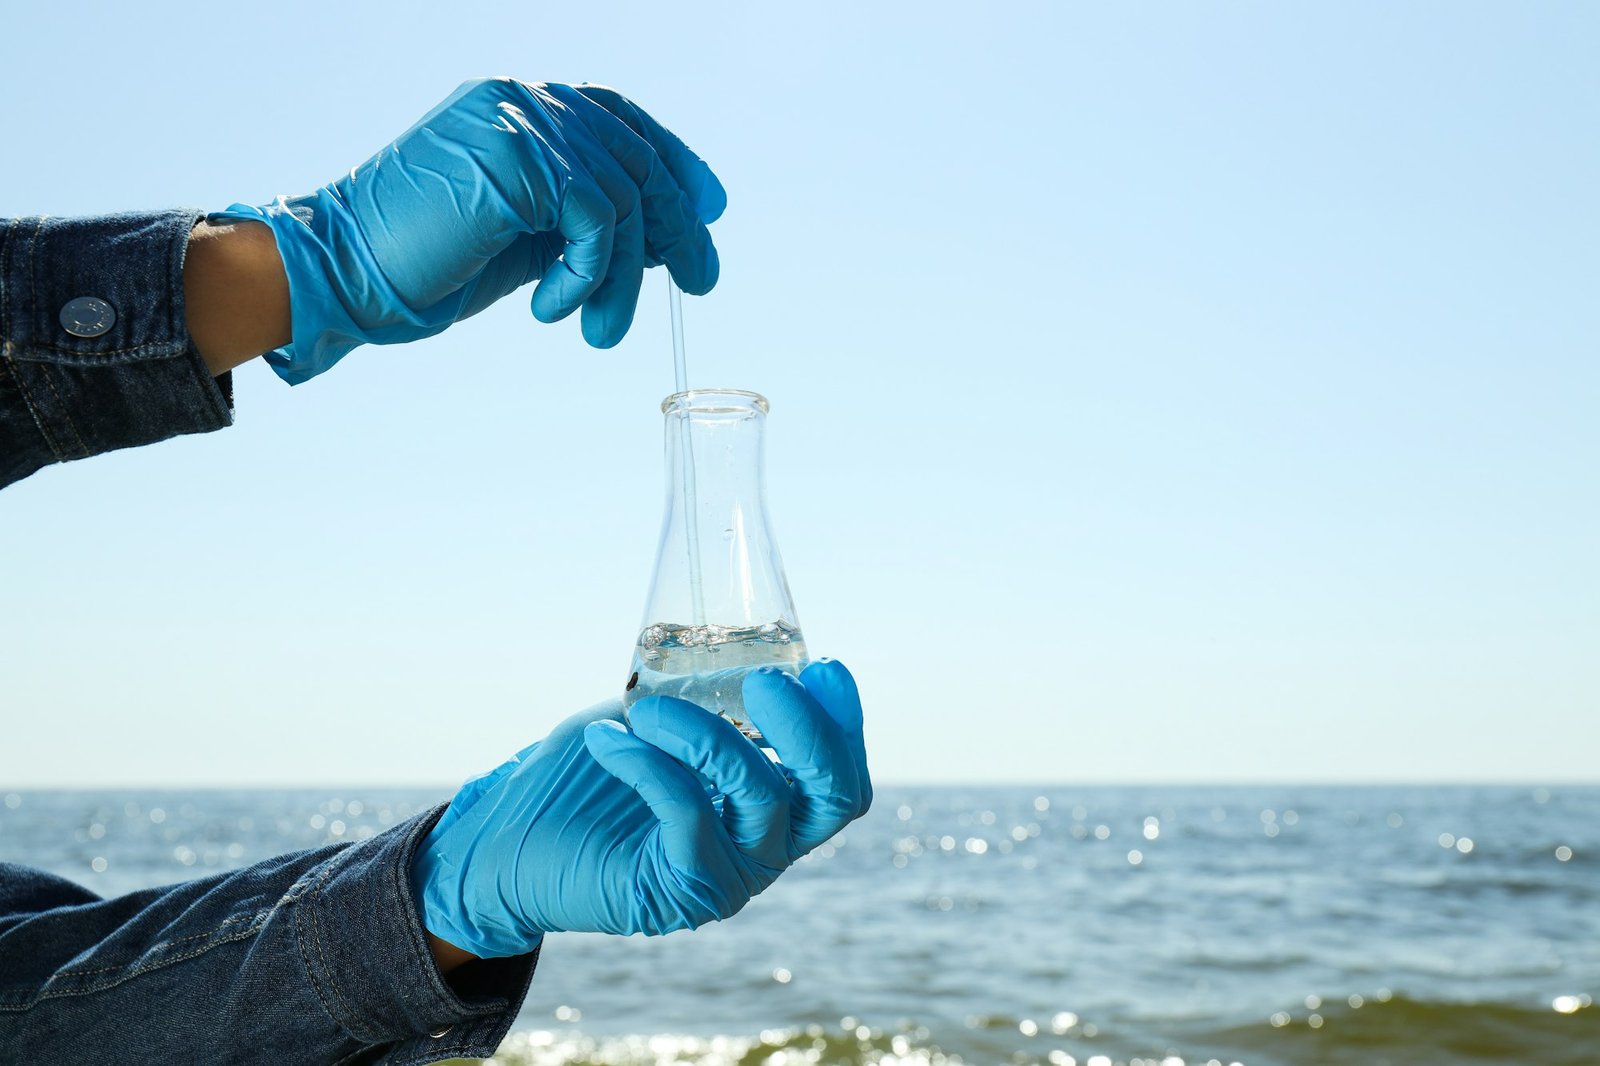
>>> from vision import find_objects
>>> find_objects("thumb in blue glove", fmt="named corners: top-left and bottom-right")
top-left (213, 78), bottom-right (726, 384)
top-left (411, 659), bottom-right (870, 959)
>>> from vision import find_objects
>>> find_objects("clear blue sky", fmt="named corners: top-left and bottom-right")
top-left (2, 2), bottom-right (1595, 787)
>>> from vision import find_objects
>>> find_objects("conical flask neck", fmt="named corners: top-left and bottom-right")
top-left (646, 389), bottom-right (796, 630)
top-left (663, 391), bottom-right (768, 514)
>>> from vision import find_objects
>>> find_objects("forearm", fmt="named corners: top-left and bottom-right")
top-left (0, 807), bottom-right (533, 1065)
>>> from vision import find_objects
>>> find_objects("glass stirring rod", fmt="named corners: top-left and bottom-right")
top-left (669, 276), bottom-right (708, 626)
top-left (669, 275), bottom-right (689, 395)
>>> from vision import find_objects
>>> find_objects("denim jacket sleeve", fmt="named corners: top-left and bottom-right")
top-left (0, 806), bottom-right (538, 1065)
top-left (0, 209), bottom-right (234, 490)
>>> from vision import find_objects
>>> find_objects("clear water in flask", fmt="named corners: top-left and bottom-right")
top-left (624, 620), bottom-right (806, 743)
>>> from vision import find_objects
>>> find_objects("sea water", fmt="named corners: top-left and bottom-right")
top-left (623, 619), bottom-right (807, 743)
top-left (6, 784), bottom-right (1596, 1065)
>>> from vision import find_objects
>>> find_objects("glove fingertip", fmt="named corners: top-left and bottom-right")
top-left (670, 241), bottom-right (720, 297)
top-left (580, 291), bottom-right (638, 349)
top-left (800, 659), bottom-right (862, 726)
top-left (582, 319), bottom-right (626, 349)
top-left (529, 279), bottom-right (580, 324)
top-left (695, 174), bottom-right (728, 224)
top-left (583, 718), bottom-right (633, 755)
top-left (624, 696), bottom-right (664, 734)
top-left (742, 665), bottom-right (801, 704)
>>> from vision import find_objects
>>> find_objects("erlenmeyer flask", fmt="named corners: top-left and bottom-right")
top-left (623, 389), bottom-right (807, 744)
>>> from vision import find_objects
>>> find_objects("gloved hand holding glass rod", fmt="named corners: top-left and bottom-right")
top-left (0, 77), bottom-right (872, 1066)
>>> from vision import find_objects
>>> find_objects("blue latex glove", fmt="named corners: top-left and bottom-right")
top-left (411, 660), bottom-right (871, 957)
top-left (212, 78), bottom-right (726, 384)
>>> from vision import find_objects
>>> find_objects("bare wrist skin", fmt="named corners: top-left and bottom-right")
top-left (182, 219), bottom-right (291, 376)
top-left (427, 931), bottom-right (479, 976)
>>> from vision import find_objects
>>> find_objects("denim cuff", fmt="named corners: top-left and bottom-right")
top-left (299, 804), bottom-right (538, 1065)
top-left (0, 210), bottom-right (233, 488)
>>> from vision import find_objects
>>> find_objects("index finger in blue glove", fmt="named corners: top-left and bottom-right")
top-left (528, 171), bottom-right (616, 325)
top-left (567, 143), bottom-right (647, 348)
top-left (627, 695), bottom-right (793, 873)
top-left (741, 668), bottom-right (864, 853)
top-left (574, 84), bottom-right (728, 225)
top-left (582, 720), bottom-right (757, 919)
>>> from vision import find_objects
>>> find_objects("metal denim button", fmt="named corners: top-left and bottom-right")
top-left (428, 1024), bottom-right (453, 1039)
top-left (60, 296), bottom-right (116, 338)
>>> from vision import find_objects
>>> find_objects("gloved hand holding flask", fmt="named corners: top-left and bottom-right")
top-left (412, 660), bottom-right (871, 958)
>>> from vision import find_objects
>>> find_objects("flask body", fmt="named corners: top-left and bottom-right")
top-left (624, 389), bottom-right (805, 743)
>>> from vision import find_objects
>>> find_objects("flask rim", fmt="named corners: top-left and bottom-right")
top-left (661, 388), bottom-right (770, 416)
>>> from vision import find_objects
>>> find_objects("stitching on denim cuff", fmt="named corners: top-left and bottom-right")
top-left (12, 341), bottom-right (199, 361)
top-left (0, 353), bottom-right (64, 462)
top-left (26, 213), bottom-right (93, 458)
top-left (2, 218), bottom-right (67, 461)
top-left (297, 859), bottom-right (372, 1041)
top-left (35, 363), bottom-right (90, 457)
top-left (308, 858), bottom-right (369, 1036)
top-left (182, 342), bottom-right (232, 426)
top-left (390, 807), bottom-right (482, 1018)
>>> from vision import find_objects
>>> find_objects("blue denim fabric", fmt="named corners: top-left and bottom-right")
top-left (0, 210), bottom-right (234, 489)
top-left (0, 211), bottom-right (541, 1057)
top-left (0, 806), bottom-right (538, 1064)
